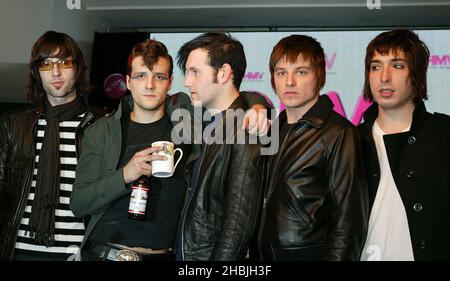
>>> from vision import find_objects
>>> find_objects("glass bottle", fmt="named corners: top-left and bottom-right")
top-left (128, 176), bottom-right (150, 220)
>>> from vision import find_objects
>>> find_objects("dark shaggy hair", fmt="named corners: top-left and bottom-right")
top-left (27, 31), bottom-right (91, 104)
top-left (177, 32), bottom-right (246, 89)
top-left (127, 39), bottom-right (173, 77)
top-left (269, 34), bottom-right (326, 94)
top-left (363, 29), bottom-right (430, 103)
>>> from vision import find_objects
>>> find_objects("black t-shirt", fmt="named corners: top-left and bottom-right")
top-left (88, 114), bottom-right (190, 249)
top-left (279, 121), bottom-right (294, 146)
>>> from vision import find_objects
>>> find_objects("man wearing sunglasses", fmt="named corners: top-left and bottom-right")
top-left (0, 31), bottom-right (104, 261)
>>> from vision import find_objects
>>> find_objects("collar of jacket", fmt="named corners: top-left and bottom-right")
top-left (201, 94), bottom-right (248, 142)
top-left (226, 93), bottom-right (247, 111)
top-left (112, 94), bottom-right (134, 120)
top-left (202, 93), bottom-right (248, 121)
top-left (362, 100), bottom-right (429, 134)
top-left (278, 94), bottom-right (334, 128)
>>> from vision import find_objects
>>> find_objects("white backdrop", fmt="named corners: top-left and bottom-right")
top-left (153, 30), bottom-right (450, 124)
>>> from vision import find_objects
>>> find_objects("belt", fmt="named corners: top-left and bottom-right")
top-left (109, 243), bottom-right (171, 255)
top-left (82, 242), bottom-right (173, 261)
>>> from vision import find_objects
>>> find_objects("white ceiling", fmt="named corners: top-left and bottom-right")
top-left (83, 0), bottom-right (450, 31)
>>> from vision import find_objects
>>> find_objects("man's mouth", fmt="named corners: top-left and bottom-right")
top-left (51, 81), bottom-right (65, 89)
top-left (379, 88), bottom-right (394, 97)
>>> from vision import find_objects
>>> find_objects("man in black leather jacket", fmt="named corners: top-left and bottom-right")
top-left (257, 35), bottom-right (368, 261)
top-left (175, 33), bottom-right (264, 261)
top-left (0, 31), bottom-right (104, 261)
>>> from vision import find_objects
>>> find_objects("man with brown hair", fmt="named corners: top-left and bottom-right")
top-left (70, 39), bottom-right (187, 261)
top-left (256, 34), bottom-right (368, 261)
top-left (359, 29), bottom-right (450, 261)
top-left (0, 31), bottom-right (102, 261)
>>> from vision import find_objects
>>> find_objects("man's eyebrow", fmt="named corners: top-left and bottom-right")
top-left (152, 71), bottom-right (168, 76)
top-left (370, 58), bottom-right (407, 63)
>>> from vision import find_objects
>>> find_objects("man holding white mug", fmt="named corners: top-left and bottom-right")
top-left (151, 141), bottom-right (184, 178)
top-left (70, 39), bottom-right (190, 261)
top-left (70, 39), bottom-right (270, 261)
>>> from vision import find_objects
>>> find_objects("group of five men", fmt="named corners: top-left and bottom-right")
top-left (0, 28), bottom-right (449, 261)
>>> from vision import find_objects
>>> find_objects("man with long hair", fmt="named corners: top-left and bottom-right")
top-left (0, 31), bottom-right (102, 260)
top-left (359, 29), bottom-right (450, 261)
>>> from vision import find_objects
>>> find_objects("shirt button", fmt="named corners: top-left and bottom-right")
top-left (407, 170), bottom-right (415, 178)
top-left (419, 241), bottom-right (427, 250)
top-left (413, 203), bottom-right (423, 212)
top-left (407, 136), bottom-right (416, 144)
top-left (372, 173), bottom-right (379, 178)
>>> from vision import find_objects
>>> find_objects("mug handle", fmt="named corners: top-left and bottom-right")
top-left (173, 148), bottom-right (183, 170)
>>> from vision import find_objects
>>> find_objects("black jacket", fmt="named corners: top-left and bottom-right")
top-left (178, 95), bottom-right (263, 261)
top-left (0, 101), bottom-right (102, 261)
top-left (358, 101), bottom-right (450, 260)
top-left (258, 95), bottom-right (368, 261)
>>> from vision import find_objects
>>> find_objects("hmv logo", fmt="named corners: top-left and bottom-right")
top-left (326, 53), bottom-right (336, 70)
top-left (244, 72), bottom-right (264, 81)
top-left (429, 55), bottom-right (450, 67)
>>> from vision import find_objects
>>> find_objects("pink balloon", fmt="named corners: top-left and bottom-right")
top-left (104, 73), bottom-right (127, 100)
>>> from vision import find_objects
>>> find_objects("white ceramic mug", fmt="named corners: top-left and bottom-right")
top-left (151, 141), bottom-right (183, 178)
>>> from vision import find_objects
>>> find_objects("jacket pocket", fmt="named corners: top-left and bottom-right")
top-left (6, 157), bottom-right (32, 169)
top-left (5, 157), bottom-right (33, 193)
top-left (283, 187), bottom-right (313, 225)
top-left (189, 208), bottom-right (222, 247)
top-left (2, 158), bottom-right (33, 230)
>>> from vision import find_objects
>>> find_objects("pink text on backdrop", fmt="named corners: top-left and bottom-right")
top-left (244, 72), bottom-right (264, 80)
top-left (429, 54), bottom-right (450, 66)
top-left (326, 53), bottom-right (336, 70)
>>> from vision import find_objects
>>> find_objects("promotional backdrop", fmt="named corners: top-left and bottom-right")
top-left (152, 30), bottom-right (450, 124)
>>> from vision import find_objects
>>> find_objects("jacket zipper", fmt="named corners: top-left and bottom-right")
top-left (265, 122), bottom-right (308, 204)
top-left (180, 144), bottom-right (207, 261)
top-left (257, 121), bottom-right (308, 259)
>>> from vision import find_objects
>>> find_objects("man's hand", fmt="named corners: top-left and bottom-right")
top-left (123, 146), bottom-right (166, 184)
top-left (243, 104), bottom-right (270, 136)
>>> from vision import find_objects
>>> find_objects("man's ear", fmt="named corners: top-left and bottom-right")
top-left (218, 63), bottom-right (233, 84)
top-left (126, 75), bottom-right (131, 91)
top-left (168, 76), bottom-right (174, 91)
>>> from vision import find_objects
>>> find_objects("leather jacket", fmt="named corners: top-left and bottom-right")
top-left (178, 95), bottom-right (263, 261)
top-left (0, 101), bottom-right (100, 261)
top-left (257, 95), bottom-right (368, 261)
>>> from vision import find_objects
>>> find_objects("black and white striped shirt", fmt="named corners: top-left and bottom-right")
top-left (14, 114), bottom-right (86, 261)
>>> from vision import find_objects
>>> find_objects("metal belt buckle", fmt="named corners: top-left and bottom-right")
top-left (105, 243), bottom-right (141, 261)
top-left (115, 249), bottom-right (141, 261)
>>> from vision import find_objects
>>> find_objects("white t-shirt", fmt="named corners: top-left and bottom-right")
top-left (360, 121), bottom-right (414, 261)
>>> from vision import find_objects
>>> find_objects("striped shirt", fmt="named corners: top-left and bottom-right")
top-left (14, 114), bottom-right (86, 261)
